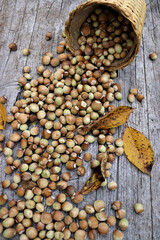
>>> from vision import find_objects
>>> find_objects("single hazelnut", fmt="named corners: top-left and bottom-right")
top-left (98, 222), bottom-right (109, 235)
top-left (118, 218), bottom-right (129, 231)
top-left (88, 216), bottom-right (98, 229)
top-left (9, 42), bottom-right (17, 51)
top-left (22, 48), bottom-right (30, 56)
top-left (84, 204), bottom-right (95, 214)
top-left (134, 203), bottom-right (144, 214)
top-left (113, 230), bottom-right (124, 240)
top-left (116, 209), bottom-right (126, 219)
top-left (46, 32), bottom-right (52, 41)
top-left (94, 200), bottom-right (105, 212)
top-left (111, 201), bottom-right (122, 210)
top-left (74, 229), bottom-right (86, 240)
top-left (137, 94), bottom-right (144, 102)
top-left (108, 181), bottom-right (117, 190)
top-left (128, 93), bottom-right (135, 103)
top-left (107, 215), bottom-right (116, 226)
top-left (88, 229), bottom-right (97, 240)
top-left (149, 52), bottom-right (157, 60)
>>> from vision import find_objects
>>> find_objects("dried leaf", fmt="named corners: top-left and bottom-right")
top-left (80, 152), bottom-right (108, 195)
top-left (101, 151), bottom-right (108, 179)
top-left (80, 106), bottom-right (134, 133)
top-left (21, 180), bottom-right (37, 190)
top-left (123, 126), bottom-right (154, 176)
top-left (0, 103), bottom-right (7, 130)
top-left (80, 171), bottom-right (104, 194)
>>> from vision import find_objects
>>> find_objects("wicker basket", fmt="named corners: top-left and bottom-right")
top-left (65, 0), bottom-right (146, 71)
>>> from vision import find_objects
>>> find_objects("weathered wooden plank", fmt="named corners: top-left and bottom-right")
top-left (118, 49), bottom-right (152, 239)
top-left (142, 1), bottom-right (160, 239)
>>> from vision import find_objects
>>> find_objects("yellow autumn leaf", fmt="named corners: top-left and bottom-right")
top-left (80, 106), bottom-right (134, 133)
top-left (123, 126), bottom-right (154, 176)
top-left (0, 103), bottom-right (7, 130)
top-left (80, 152), bottom-right (108, 195)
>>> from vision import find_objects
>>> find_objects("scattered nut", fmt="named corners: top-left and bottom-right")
top-left (128, 93), bottom-right (135, 103)
top-left (113, 229), bottom-right (124, 240)
top-left (9, 42), bottom-right (17, 51)
top-left (108, 181), bottom-right (117, 190)
top-left (134, 203), bottom-right (144, 214)
top-left (107, 216), bottom-right (116, 226)
top-left (0, 96), bottom-right (7, 104)
top-left (118, 218), bottom-right (129, 231)
top-left (22, 48), bottom-right (30, 56)
top-left (137, 93), bottom-right (144, 102)
top-left (46, 32), bottom-right (52, 41)
top-left (130, 88), bottom-right (138, 95)
top-left (111, 201), bottom-right (122, 210)
top-left (149, 52), bottom-right (157, 60)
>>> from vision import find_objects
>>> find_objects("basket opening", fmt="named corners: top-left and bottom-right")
top-left (69, 3), bottom-right (137, 70)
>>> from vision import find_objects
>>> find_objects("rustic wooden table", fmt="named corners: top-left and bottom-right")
top-left (0, 0), bottom-right (160, 239)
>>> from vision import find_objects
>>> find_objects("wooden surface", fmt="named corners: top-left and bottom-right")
top-left (0, 0), bottom-right (160, 239)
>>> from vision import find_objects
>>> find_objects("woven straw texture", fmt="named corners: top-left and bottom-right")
top-left (65, 0), bottom-right (146, 71)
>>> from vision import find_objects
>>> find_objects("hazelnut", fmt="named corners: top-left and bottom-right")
top-left (130, 88), bottom-right (139, 95)
top-left (69, 222), bottom-right (78, 232)
top-left (66, 185), bottom-right (75, 197)
top-left (149, 52), bottom-right (157, 60)
top-left (98, 222), bottom-right (109, 235)
top-left (78, 210), bottom-right (87, 220)
top-left (118, 218), bottom-right (129, 231)
top-left (88, 216), bottom-right (98, 229)
top-left (88, 229), bottom-right (97, 240)
top-left (107, 215), bottom-right (116, 226)
top-left (71, 193), bottom-right (83, 204)
top-left (74, 229), bottom-right (86, 240)
top-left (84, 204), bottom-right (95, 214)
top-left (134, 203), bottom-right (144, 214)
top-left (94, 200), bottom-right (105, 212)
top-left (137, 94), bottom-right (144, 102)
top-left (46, 32), bottom-right (52, 41)
top-left (52, 210), bottom-right (64, 221)
top-left (0, 96), bottom-right (7, 104)
top-left (0, 194), bottom-right (8, 205)
top-left (108, 181), bottom-right (117, 190)
top-left (128, 93), bottom-right (135, 103)
top-left (79, 219), bottom-right (88, 230)
top-left (113, 229), bottom-right (124, 240)
top-left (116, 209), bottom-right (126, 219)
top-left (84, 152), bottom-right (92, 161)
top-left (95, 212), bottom-right (107, 221)
top-left (111, 201), bottom-right (122, 210)
top-left (22, 48), bottom-right (30, 56)
top-left (9, 42), bottom-right (17, 51)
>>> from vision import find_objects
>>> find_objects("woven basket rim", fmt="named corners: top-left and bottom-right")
top-left (65, 0), bottom-right (146, 70)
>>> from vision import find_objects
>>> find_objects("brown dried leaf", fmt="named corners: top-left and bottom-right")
top-left (80, 171), bottom-right (104, 195)
top-left (101, 151), bottom-right (108, 179)
top-left (0, 103), bottom-right (7, 130)
top-left (80, 152), bottom-right (108, 195)
top-left (123, 126), bottom-right (154, 176)
top-left (21, 180), bottom-right (37, 190)
top-left (80, 106), bottom-right (134, 133)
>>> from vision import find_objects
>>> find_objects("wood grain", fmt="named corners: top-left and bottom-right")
top-left (0, 0), bottom-right (159, 239)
